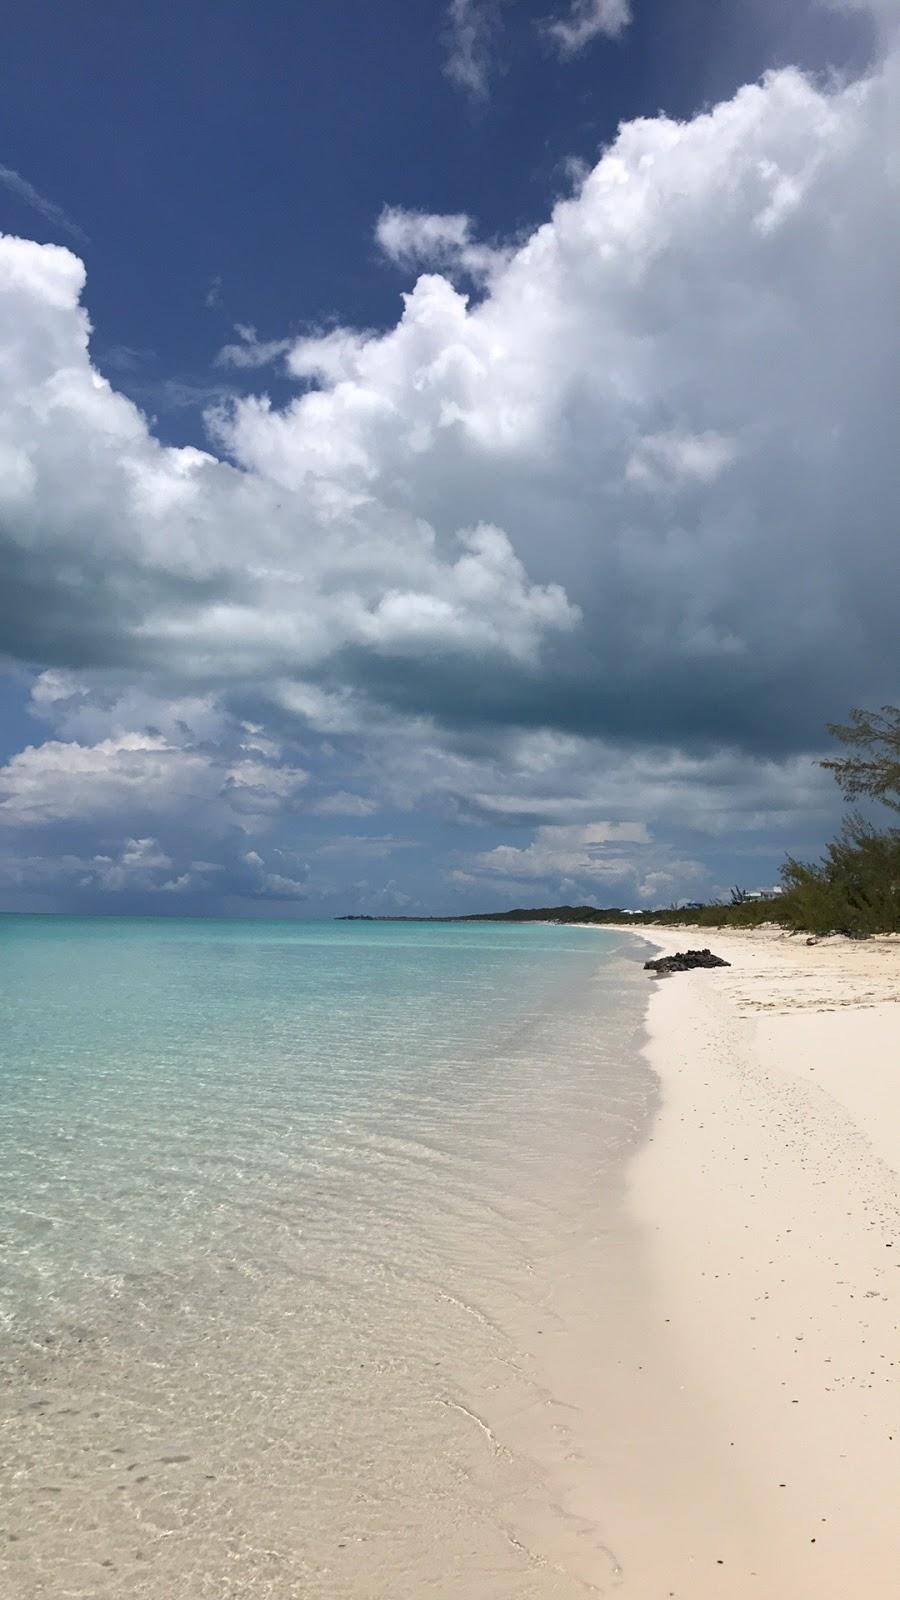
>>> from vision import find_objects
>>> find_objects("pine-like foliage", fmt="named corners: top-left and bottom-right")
top-left (778, 814), bottom-right (900, 935)
top-left (822, 705), bottom-right (900, 812)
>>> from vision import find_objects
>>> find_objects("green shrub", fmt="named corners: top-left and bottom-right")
top-left (777, 815), bottom-right (900, 935)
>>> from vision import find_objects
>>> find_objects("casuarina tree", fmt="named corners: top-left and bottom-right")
top-left (821, 706), bottom-right (900, 813)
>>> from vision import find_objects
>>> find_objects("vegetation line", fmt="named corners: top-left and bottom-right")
top-left (340, 707), bottom-right (900, 936)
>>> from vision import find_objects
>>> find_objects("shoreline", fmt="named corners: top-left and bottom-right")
top-left (3, 921), bottom-right (897, 1596)
top-left (600, 924), bottom-right (900, 1595)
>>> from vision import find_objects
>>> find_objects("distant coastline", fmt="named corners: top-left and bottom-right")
top-left (335, 899), bottom-right (782, 928)
top-left (335, 904), bottom-right (628, 924)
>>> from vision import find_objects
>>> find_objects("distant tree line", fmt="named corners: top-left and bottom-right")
top-left (341, 708), bottom-right (899, 936)
top-left (464, 707), bottom-right (900, 937)
top-left (620, 707), bottom-right (899, 935)
top-left (633, 706), bottom-right (900, 936)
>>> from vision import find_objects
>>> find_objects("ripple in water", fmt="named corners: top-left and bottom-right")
top-left (0, 916), bottom-right (653, 1597)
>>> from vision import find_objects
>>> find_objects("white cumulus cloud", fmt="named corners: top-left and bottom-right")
top-left (465, 820), bottom-right (651, 880)
top-left (376, 207), bottom-right (506, 282)
top-left (0, 38), bottom-right (898, 908)
top-left (0, 730), bottom-right (307, 834)
top-left (0, 234), bottom-right (575, 688)
top-left (456, 818), bottom-right (712, 905)
top-left (90, 836), bottom-right (173, 891)
top-left (0, 735), bottom-right (208, 827)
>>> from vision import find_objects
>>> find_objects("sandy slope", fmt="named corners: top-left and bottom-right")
top-left (611, 926), bottom-right (900, 1597)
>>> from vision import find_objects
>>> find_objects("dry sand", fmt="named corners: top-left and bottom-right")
top-left (604, 925), bottom-right (900, 1597)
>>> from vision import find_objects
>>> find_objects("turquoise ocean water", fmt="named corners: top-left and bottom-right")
top-left (1, 915), bottom-right (653, 1598)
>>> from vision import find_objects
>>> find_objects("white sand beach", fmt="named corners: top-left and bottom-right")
top-left (605, 926), bottom-right (900, 1597)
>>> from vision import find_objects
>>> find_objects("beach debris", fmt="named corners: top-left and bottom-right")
top-left (644, 948), bottom-right (731, 977)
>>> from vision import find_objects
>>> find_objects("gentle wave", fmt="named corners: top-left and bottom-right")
top-left (0, 916), bottom-right (652, 1598)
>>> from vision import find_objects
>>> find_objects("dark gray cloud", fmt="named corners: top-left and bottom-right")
top-left (0, 39), bottom-right (898, 909)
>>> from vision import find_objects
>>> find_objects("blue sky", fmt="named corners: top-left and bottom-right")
top-left (0, 0), bottom-right (896, 915)
top-left (0, 0), bottom-right (865, 441)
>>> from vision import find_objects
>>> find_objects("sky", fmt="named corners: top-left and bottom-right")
top-left (0, 0), bottom-right (897, 917)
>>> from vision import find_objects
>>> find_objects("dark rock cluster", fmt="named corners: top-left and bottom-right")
top-left (644, 947), bottom-right (731, 976)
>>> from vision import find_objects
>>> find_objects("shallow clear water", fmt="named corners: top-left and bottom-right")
top-left (0, 915), bottom-right (653, 1598)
